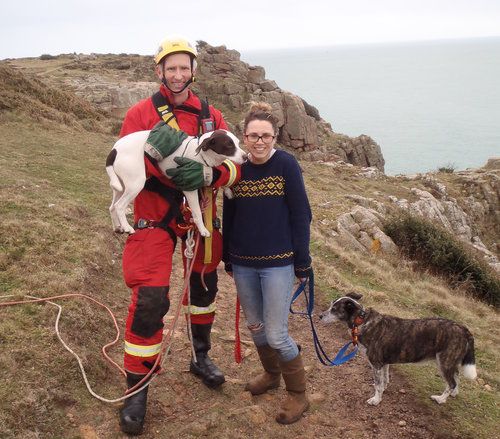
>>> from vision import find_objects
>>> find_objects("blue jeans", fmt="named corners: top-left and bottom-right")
top-left (232, 264), bottom-right (299, 362)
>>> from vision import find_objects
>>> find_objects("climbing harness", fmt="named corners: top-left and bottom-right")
top-left (290, 272), bottom-right (359, 366)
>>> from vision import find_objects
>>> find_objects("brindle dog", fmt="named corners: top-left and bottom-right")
top-left (320, 293), bottom-right (477, 405)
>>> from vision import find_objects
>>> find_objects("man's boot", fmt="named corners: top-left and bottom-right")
top-left (276, 353), bottom-right (309, 424)
top-left (245, 345), bottom-right (281, 395)
top-left (119, 372), bottom-right (149, 435)
top-left (189, 322), bottom-right (225, 388)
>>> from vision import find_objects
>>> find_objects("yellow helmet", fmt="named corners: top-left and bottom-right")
top-left (154, 36), bottom-right (198, 65)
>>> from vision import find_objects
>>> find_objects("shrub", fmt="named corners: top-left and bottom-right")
top-left (437, 163), bottom-right (456, 173)
top-left (40, 54), bottom-right (56, 60)
top-left (384, 212), bottom-right (500, 307)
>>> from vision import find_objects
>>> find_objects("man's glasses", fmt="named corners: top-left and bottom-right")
top-left (245, 133), bottom-right (276, 144)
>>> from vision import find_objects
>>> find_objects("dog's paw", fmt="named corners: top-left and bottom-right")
top-left (123, 225), bottom-right (135, 234)
top-left (366, 396), bottom-right (381, 406)
top-left (198, 227), bottom-right (211, 237)
top-left (223, 187), bottom-right (234, 199)
top-left (430, 394), bottom-right (447, 404)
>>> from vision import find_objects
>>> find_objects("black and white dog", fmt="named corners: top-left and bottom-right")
top-left (320, 293), bottom-right (477, 406)
top-left (106, 129), bottom-right (246, 236)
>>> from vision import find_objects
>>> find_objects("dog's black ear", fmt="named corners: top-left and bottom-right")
top-left (346, 292), bottom-right (363, 301)
top-left (199, 137), bottom-right (214, 152)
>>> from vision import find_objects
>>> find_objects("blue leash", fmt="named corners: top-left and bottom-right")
top-left (291, 272), bottom-right (358, 366)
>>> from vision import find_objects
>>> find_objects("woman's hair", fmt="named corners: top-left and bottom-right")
top-left (243, 101), bottom-right (279, 134)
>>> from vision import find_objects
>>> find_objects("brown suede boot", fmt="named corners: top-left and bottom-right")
top-left (245, 345), bottom-right (281, 395)
top-left (276, 353), bottom-right (309, 424)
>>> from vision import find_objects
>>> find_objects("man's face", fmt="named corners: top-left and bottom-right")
top-left (156, 53), bottom-right (193, 93)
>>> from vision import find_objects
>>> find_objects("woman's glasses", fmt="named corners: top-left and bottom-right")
top-left (244, 133), bottom-right (275, 144)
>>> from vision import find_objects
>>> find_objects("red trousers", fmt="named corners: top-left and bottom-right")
top-left (122, 227), bottom-right (222, 374)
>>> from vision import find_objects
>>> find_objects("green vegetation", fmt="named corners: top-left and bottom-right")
top-left (437, 163), bottom-right (456, 173)
top-left (384, 212), bottom-right (500, 307)
top-left (40, 54), bottom-right (57, 60)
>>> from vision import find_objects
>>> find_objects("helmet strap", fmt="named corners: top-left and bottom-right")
top-left (159, 56), bottom-right (195, 95)
top-left (161, 76), bottom-right (193, 94)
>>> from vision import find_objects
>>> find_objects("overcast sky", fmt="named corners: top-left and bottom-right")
top-left (1, 0), bottom-right (500, 59)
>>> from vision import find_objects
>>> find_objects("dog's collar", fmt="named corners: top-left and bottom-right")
top-left (351, 310), bottom-right (366, 345)
top-left (353, 310), bottom-right (366, 327)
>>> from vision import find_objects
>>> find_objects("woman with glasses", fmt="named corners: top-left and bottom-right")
top-left (223, 102), bottom-right (312, 424)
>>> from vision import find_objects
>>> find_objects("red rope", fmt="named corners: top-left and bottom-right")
top-left (0, 234), bottom-right (203, 402)
top-left (234, 296), bottom-right (242, 363)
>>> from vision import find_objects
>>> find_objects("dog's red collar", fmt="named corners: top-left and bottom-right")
top-left (351, 312), bottom-right (365, 345)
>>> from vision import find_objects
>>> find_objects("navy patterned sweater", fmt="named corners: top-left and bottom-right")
top-left (222, 150), bottom-right (312, 278)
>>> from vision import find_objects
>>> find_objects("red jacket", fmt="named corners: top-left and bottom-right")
top-left (119, 85), bottom-right (233, 230)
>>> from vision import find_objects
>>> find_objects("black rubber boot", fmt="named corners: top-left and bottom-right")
top-left (189, 323), bottom-right (225, 388)
top-left (119, 372), bottom-right (149, 435)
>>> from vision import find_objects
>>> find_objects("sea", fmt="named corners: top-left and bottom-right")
top-left (241, 38), bottom-right (500, 175)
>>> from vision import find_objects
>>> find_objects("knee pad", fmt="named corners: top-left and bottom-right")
top-left (131, 286), bottom-right (170, 338)
top-left (189, 270), bottom-right (218, 307)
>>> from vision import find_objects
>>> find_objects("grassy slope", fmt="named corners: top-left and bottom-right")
top-left (0, 63), bottom-right (498, 438)
top-left (0, 117), bottom-right (128, 438)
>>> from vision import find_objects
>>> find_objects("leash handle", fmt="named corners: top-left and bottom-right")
top-left (331, 342), bottom-right (359, 365)
top-left (291, 270), bottom-right (359, 367)
top-left (290, 270), bottom-right (314, 316)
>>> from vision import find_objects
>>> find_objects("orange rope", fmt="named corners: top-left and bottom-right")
top-left (0, 233), bottom-right (202, 402)
top-left (0, 293), bottom-right (125, 376)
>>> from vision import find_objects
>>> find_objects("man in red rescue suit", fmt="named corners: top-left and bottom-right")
top-left (118, 36), bottom-right (239, 435)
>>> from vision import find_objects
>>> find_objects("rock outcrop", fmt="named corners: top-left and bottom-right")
top-left (328, 162), bottom-right (500, 271)
top-left (195, 44), bottom-right (385, 171)
top-left (9, 45), bottom-right (385, 170)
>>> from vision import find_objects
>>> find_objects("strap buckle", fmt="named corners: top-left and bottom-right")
top-left (136, 218), bottom-right (154, 229)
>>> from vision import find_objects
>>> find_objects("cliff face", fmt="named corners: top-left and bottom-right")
top-left (2, 51), bottom-right (497, 270)
top-left (325, 162), bottom-right (500, 272)
top-left (194, 43), bottom-right (385, 171)
top-left (3, 44), bottom-right (385, 171)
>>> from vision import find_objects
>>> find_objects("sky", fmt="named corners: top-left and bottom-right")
top-left (1, 0), bottom-right (500, 59)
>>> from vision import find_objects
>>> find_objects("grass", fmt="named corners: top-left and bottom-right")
top-left (0, 119), bottom-right (127, 438)
top-left (397, 363), bottom-right (498, 439)
top-left (437, 163), bottom-right (456, 173)
top-left (1, 59), bottom-right (499, 438)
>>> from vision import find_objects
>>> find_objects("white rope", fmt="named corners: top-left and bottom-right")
top-left (183, 229), bottom-right (198, 362)
top-left (0, 230), bottom-right (203, 403)
top-left (0, 293), bottom-right (181, 404)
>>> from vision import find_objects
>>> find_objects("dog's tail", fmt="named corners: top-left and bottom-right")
top-left (461, 330), bottom-right (477, 380)
top-left (105, 149), bottom-right (123, 192)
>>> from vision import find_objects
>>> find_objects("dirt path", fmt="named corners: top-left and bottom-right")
top-left (83, 268), bottom-right (465, 439)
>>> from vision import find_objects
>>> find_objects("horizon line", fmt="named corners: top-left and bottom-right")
top-left (2, 35), bottom-right (500, 61)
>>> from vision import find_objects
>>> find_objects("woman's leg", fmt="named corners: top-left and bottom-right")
top-left (260, 264), bottom-right (298, 362)
top-left (259, 264), bottom-right (309, 424)
top-left (232, 264), bottom-right (267, 347)
top-left (233, 264), bottom-right (281, 394)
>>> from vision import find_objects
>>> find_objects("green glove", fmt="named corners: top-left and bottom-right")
top-left (166, 157), bottom-right (212, 191)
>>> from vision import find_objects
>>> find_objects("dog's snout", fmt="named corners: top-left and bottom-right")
top-left (242, 152), bottom-right (248, 161)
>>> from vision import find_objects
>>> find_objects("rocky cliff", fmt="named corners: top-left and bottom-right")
top-left (322, 159), bottom-right (500, 272)
top-left (194, 43), bottom-right (385, 171)
top-left (2, 49), bottom-right (498, 272)
top-left (3, 43), bottom-right (385, 171)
